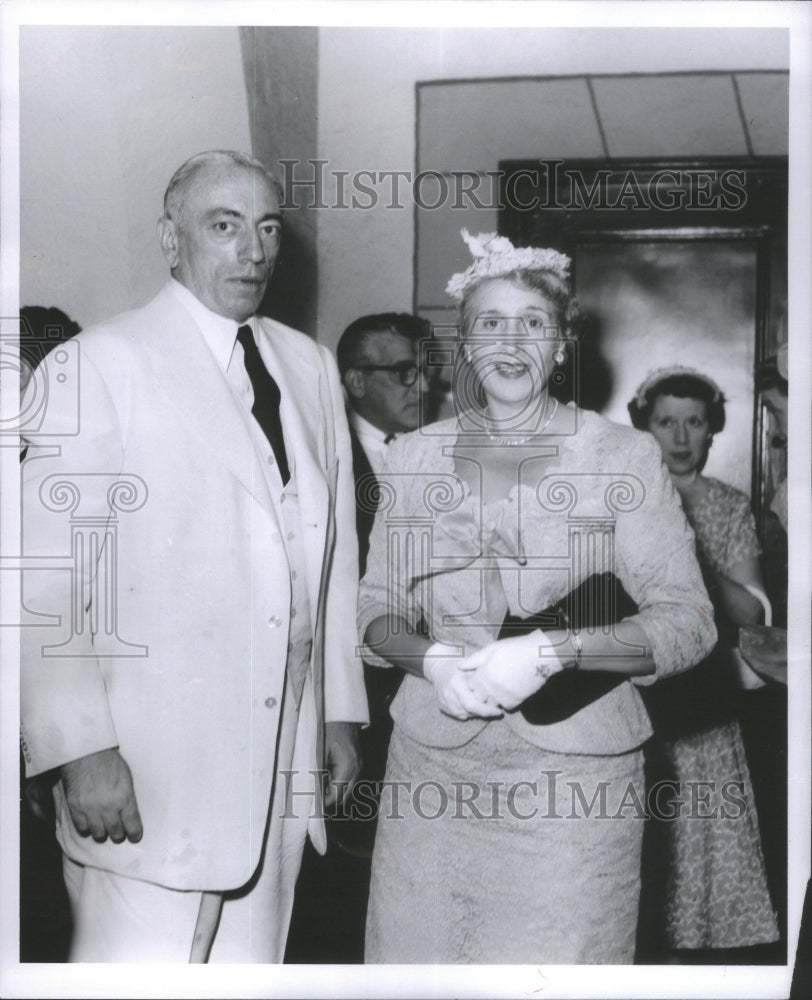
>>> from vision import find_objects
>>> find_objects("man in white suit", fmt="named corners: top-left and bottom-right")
top-left (20, 150), bottom-right (368, 962)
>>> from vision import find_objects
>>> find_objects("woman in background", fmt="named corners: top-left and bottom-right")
top-left (629, 368), bottom-right (779, 959)
top-left (357, 233), bottom-right (716, 964)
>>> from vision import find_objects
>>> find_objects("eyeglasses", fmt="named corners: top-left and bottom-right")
top-left (354, 362), bottom-right (420, 387)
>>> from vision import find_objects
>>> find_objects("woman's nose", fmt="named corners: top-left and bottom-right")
top-left (674, 422), bottom-right (688, 444)
top-left (494, 320), bottom-right (523, 342)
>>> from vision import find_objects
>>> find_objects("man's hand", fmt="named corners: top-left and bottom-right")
top-left (59, 748), bottom-right (143, 844)
top-left (323, 722), bottom-right (362, 812)
top-left (739, 625), bottom-right (788, 686)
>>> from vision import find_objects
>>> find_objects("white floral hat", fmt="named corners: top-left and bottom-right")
top-left (445, 229), bottom-right (571, 302)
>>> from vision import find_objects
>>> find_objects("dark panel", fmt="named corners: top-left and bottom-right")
top-left (240, 26), bottom-right (319, 336)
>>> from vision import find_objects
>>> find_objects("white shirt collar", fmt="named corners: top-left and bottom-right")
top-left (169, 278), bottom-right (250, 373)
top-left (349, 410), bottom-right (390, 447)
top-left (348, 410), bottom-right (395, 474)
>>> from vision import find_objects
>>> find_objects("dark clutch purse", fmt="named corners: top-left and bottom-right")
top-left (497, 573), bottom-right (640, 725)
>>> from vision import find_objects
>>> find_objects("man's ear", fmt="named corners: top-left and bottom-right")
top-left (157, 216), bottom-right (180, 269)
top-left (344, 369), bottom-right (366, 401)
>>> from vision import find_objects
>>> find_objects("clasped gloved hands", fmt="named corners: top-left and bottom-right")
top-left (462, 630), bottom-right (565, 711)
top-left (422, 631), bottom-right (564, 720)
top-left (422, 642), bottom-right (503, 720)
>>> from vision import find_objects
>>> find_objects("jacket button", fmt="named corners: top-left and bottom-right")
top-left (268, 616), bottom-right (282, 628)
top-left (264, 697), bottom-right (277, 709)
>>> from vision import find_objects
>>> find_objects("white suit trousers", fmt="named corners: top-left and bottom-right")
top-left (63, 674), bottom-right (316, 963)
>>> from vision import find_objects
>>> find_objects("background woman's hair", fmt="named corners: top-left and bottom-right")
top-left (628, 372), bottom-right (726, 434)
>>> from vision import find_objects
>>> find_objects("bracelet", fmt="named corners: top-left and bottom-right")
top-left (565, 630), bottom-right (582, 670)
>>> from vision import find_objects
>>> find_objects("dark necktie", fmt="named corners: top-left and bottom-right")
top-left (236, 325), bottom-right (290, 485)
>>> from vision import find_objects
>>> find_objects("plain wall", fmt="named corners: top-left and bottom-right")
top-left (240, 26), bottom-right (320, 334)
top-left (316, 27), bottom-right (790, 352)
top-left (20, 26), bottom-right (252, 329)
top-left (18, 26), bottom-right (791, 345)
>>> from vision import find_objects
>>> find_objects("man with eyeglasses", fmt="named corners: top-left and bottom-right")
top-left (337, 313), bottom-right (433, 575)
top-left (337, 312), bottom-right (431, 478)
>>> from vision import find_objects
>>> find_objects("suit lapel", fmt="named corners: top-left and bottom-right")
top-left (255, 319), bottom-right (330, 610)
top-left (143, 285), bottom-right (274, 511)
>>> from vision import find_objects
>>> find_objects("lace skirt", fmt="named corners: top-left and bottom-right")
top-left (365, 718), bottom-right (645, 964)
top-left (640, 719), bottom-right (779, 949)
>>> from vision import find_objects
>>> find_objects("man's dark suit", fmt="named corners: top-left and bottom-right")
top-left (347, 427), bottom-right (403, 837)
top-left (350, 425), bottom-right (377, 578)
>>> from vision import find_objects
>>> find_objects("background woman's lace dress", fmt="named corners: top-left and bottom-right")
top-left (640, 477), bottom-right (779, 950)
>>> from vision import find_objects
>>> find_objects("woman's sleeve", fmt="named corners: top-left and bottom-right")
top-left (613, 434), bottom-right (717, 685)
top-left (357, 439), bottom-right (424, 668)
top-left (722, 489), bottom-right (762, 573)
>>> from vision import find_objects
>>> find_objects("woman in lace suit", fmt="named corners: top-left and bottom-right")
top-left (358, 232), bottom-right (716, 964)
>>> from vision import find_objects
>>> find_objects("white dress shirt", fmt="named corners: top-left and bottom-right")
top-left (349, 409), bottom-right (393, 476)
top-left (169, 280), bottom-right (310, 694)
top-left (169, 279), bottom-right (251, 397)
top-left (169, 279), bottom-right (290, 486)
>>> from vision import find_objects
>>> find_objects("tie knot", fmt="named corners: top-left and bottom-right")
top-left (236, 324), bottom-right (255, 350)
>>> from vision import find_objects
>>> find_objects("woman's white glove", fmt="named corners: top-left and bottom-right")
top-left (422, 642), bottom-right (503, 721)
top-left (461, 630), bottom-right (564, 711)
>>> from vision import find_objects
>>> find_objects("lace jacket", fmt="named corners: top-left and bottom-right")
top-left (358, 407), bottom-right (717, 754)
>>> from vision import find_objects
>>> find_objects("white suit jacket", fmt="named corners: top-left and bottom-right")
top-left (20, 283), bottom-right (368, 891)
